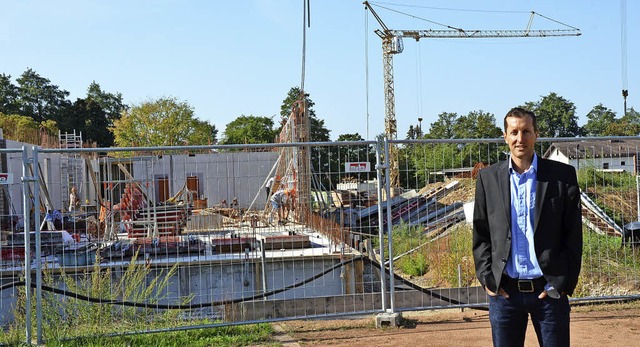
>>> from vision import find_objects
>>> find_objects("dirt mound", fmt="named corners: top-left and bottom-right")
top-left (419, 178), bottom-right (476, 205)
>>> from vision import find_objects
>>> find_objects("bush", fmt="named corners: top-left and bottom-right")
top-left (398, 253), bottom-right (429, 276)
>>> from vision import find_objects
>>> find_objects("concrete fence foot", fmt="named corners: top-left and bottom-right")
top-left (375, 312), bottom-right (402, 328)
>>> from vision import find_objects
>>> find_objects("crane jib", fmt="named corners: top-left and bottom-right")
top-left (387, 29), bottom-right (581, 39)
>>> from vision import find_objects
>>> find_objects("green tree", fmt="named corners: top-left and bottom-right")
top-left (279, 87), bottom-right (330, 142)
top-left (622, 107), bottom-right (640, 124)
top-left (410, 143), bottom-right (458, 183)
top-left (0, 74), bottom-right (20, 115)
top-left (450, 110), bottom-right (503, 169)
top-left (426, 112), bottom-right (458, 139)
top-left (3, 72), bottom-right (128, 146)
top-left (603, 107), bottom-right (640, 136)
top-left (15, 68), bottom-right (71, 124)
top-left (67, 98), bottom-right (114, 147)
top-left (406, 125), bottom-right (417, 140)
top-left (524, 92), bottom-right (580, 137)
top-left (453, 110), bottom-right (502, 139)
top-left (583, 103), bottom-right (617, 136)
top-left (86, 81), bottom-right (127, 127)
top-left (310, 117), bottom-right (330, 142)
top-left (409, 110), bottom-right (504, 185)
top-left (603, 120), bottom-right (640, 136)
top-left (111, 97), bottom-right (217, 147)
top-left (336, 133), bottom-right (364, 142)
top-left (336, 133), bottom-right (369, 167)
top-left (222, 115), bottom-right (278, 144)
top-left (65, 82), bottom-right (128, 146)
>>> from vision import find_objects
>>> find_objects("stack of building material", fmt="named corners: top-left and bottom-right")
top-left (259, 234), bottom-right (311, 250)
top-left (127, 203), bottom-right (191, 238)
top-left (132, 235), bottom-right (206, 255)
top-left (210, 236), bottom-right (255, 253)
top-left (347, 181), bottom-right (464, 234)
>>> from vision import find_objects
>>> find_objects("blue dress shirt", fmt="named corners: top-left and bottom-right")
top-left (506, 154), bottom-right (544, 280)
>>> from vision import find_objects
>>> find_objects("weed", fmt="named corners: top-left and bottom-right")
top-left (2, 250), bottom-right (194, 343)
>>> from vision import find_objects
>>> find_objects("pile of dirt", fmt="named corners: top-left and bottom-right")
top-left (419, 178), bottom-right (476, 205)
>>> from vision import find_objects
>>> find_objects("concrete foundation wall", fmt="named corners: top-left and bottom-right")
top-left (226, 286), bottom-right (487, 321)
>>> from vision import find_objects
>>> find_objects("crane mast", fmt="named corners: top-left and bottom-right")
top-left (364, 1), bottom-right (581, 189)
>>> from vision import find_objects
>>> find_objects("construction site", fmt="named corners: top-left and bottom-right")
top-left (0, 0), bottom-right (634, 306)
top-left (0, 2), bottom-right (632, 272)
top-left (0, 94), bottom-right (634, 318)
top-left (0, 2), bottom-right (638, 345)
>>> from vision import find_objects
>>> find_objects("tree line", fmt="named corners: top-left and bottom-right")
top-left (0, 69), bottom-right (334, 148)
top-left (400, 93), bottom-right (640, 188)
top-left (2, 68), bottom-right (639, 190)
top-left (1, 69), bottom-right (126, 147)
top-left (406, 92), bottom-right (640, 140)
top-left (3, 69), bottom-right (637, 148)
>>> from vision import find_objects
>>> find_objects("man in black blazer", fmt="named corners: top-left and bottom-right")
top-left (473, 107), bottom-right (582, 347)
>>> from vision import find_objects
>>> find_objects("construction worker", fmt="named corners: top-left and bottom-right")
top-left (265, 176), bottom-right (275, 202)
top-left (270, 189), bottom-right (290, 225)
top-left (69, 186), bottom-right (81, 212)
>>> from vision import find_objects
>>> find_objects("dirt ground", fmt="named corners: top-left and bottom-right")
top-left (276, 302), bottom-right (640, 346)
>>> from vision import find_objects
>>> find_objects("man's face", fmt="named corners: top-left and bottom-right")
top-left (503, 115), bottom-right (538, 160)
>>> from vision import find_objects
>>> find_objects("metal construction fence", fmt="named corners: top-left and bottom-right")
top-left (0, 136), bottom-right (639, 344)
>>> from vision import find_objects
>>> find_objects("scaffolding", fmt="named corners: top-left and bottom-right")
top-left (275, 97), bottom-right (312, 225)
top-left (58, 130), bottom-right (84, 212)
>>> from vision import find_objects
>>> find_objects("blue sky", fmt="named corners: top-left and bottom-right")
top-left (1, 1), bottom-right (637, 140)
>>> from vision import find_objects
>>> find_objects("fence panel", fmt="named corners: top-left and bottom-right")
top-left (389, 137), bottom-right (640, 313)
top-left (0, 142), bottom-right (388, 344)
top-left (0, 145), bottom-right (34, 344)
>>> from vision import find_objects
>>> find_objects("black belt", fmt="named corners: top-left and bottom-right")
top-left (501, 275), bottom-right (546, 293)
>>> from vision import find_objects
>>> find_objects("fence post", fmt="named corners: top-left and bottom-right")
top-left (636, 175), bottom-right (640, 222)
top-left (32, 146), bottom-right (43, 345)
top-left (20, 147), bottom-right (32, 345)
top-left (374, 140), bottom-right (387, 312)
top-left (383, 138), bottom-right (396, 313)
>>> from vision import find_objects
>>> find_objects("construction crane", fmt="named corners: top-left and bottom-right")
top-left (364, 1), bottom-right (581, 189)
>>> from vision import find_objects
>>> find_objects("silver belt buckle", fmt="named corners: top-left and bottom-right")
top-left (517, 280), bottom-right (534, 292)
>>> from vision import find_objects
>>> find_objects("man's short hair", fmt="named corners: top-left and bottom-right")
top-left (504, 107), bottom-right (538, 133)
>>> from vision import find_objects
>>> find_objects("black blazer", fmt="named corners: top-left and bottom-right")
top-left (472, 157), bottom-right (583, 295)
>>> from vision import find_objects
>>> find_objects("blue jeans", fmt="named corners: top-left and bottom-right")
top-left (489, 289), bottom-right (570, 347)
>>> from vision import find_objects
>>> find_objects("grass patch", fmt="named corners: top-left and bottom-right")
top-left (575, 228), bottom-right (640, 297)
top-left (389, 224), bottom-right (430, 277)
top-left (399, 253), bottom-right (429, 277)
top-left (577, 166), bottom-right (636, 191)
top-left (44, 323), bottom-right (275, 347)
top-left (577, 166), bottom-right (638, 226)
top-left (418, 224), bottom-right (475, 287)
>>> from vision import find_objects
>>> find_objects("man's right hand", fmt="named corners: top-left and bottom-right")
top-left (485, 286), bottom-right (509, 298)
